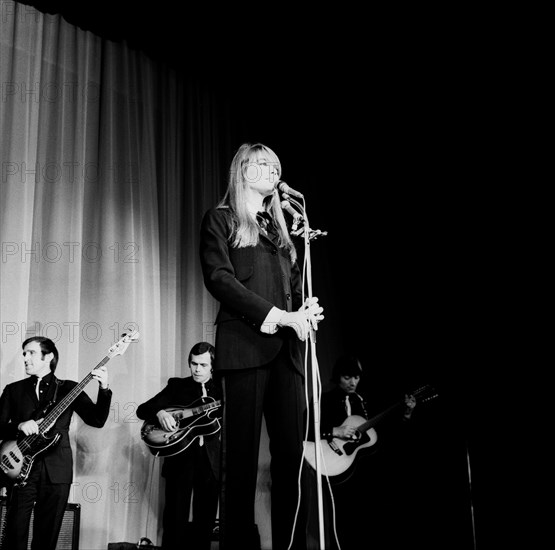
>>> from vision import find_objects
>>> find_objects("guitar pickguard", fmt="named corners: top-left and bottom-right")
top-left (342, 430), bottom-right (371, 456)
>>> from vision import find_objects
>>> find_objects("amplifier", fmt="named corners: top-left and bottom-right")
top-left (0, 496), bottom-right (80, 549)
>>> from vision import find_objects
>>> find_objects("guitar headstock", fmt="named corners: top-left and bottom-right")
top-left (411, 384), bottom-right (439, 404)
top-left (108, 330), bottom-right (140, 358)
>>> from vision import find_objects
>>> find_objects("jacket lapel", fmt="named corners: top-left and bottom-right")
top-left (259, 225), bottom-right (279, 247)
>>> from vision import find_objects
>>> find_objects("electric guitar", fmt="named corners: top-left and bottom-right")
top-left (140, 396), bottom-right (222, 457)
top-left (0, 330), bottom-right (139, 488)
top-left (304, 384), bottom-right (438, 479)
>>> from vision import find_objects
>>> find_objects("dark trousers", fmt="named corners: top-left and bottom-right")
top-left (219, 347), bottom-right (306, 550)
top-left (4, 459), bottom-right (70, 550)
top-left (161, 442), bottom-right (219, 550)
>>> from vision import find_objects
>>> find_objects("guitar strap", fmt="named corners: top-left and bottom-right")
top-left (52, 378), bottom-right (63, 403)
top-left (349, 392), bottom-right (369, 419)
top-left (34, 378), bottom-right (63, 419)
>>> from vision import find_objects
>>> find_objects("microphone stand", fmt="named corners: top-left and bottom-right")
top-left (283, 193), bottom-right (327, 550)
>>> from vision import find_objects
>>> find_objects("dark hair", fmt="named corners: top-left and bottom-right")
top-left (22, 336), bottom-right (59, 372)
top-left (331, 354), bottom-right (362, 383)
top-left (188, 341), bottom-right (215, 365)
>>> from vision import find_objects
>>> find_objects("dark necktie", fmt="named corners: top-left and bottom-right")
top-left (256, 211), bottom-right (272, 230)
top-left (32, 376), bottom-right (40, 399)
top-left (256, 211), bottom-right (278, 244)
top-left (33, 376), bottom-right (48, 400)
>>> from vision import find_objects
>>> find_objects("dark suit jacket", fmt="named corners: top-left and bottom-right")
top-left (0, 372), bottom-right (112, 483)
top-left (136, 376), bottom-right (222, 478)
top-left (200, 206), bottom-right (304, 374)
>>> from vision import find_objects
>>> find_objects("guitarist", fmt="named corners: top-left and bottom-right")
top-left (319, 356), bottom-right (416, 445)
top-left (0, 336), bottom-right (112, 550)
top-left (136, 341), bottom-right (222, 550)
top-left (313, 354), bottom-right (416, 550)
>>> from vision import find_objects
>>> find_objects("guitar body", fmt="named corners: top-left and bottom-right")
top-left (304, 415), bottom-right (378, 477)
top-left (0, 431), bottom-right (61, 487)
top-left (141, 397), bottom-right (222, 458)
top-left (304, 385), bottom-right (438, 482)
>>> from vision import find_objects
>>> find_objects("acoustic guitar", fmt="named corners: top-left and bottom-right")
top-left (0, 330), bottom-right (139, 488)
top-left (140, 396), bottom-right (222, 457)
top-left (304, 384), bottom-right (438, 479)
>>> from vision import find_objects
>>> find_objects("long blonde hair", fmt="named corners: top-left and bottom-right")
top-left (218, 143), bottom-right (297, 262)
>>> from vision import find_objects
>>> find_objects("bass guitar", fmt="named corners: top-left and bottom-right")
top-left (0, 330), bottom-right (139, 488)
top-left (304, 384), bottom-right (438, 479)
top-left (140, 396), bottom-right (222, 457)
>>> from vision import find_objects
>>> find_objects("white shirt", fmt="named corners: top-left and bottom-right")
top-left (345, 394), bottom-right (352, 416)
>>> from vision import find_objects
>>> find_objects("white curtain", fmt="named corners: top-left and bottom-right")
top-left (0, 1), bottom-right (227, 547)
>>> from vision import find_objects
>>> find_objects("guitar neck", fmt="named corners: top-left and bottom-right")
top-left (356, 401), bottom-right (404, 433)
top-left (190, 400), bottom-right (220, 415)
top-left (355, 385), bottom-right (436, 433)
top-left (39, 355), bottom-right (111, 434)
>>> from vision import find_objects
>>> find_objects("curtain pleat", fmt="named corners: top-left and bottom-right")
top-left (0, 2), bottom-right (224, 546)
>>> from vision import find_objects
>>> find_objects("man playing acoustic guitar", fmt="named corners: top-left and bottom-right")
top-left (136, 341), bottom-right (222, 550)
top-left (310, 354), bottom-right (417, 550)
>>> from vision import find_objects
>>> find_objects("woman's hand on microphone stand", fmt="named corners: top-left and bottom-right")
top-left (303, 296), bottom-right (324, 330)
top-left (278, 297), bottom-right (324, 341)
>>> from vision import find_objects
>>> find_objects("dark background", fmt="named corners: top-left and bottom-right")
top-left (13, 3), bottom-right (491, 548)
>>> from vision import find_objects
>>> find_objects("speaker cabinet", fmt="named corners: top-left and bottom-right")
top-left (0, 496), bottom-right (80, 549)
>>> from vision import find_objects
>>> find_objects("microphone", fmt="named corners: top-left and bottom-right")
top-left (281, 200), bottom-right (303, 231)
top-left (277, 180), bottom-right (304, 199)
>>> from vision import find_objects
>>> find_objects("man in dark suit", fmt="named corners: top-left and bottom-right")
top-left (199, 142), bottom-right (324, 550)
top-left (0, 335), bottom-right (112, 550)
top-left (136, 341), bottom-right (222, 550)
top-left (311, 354), bottom-right (417, 550)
